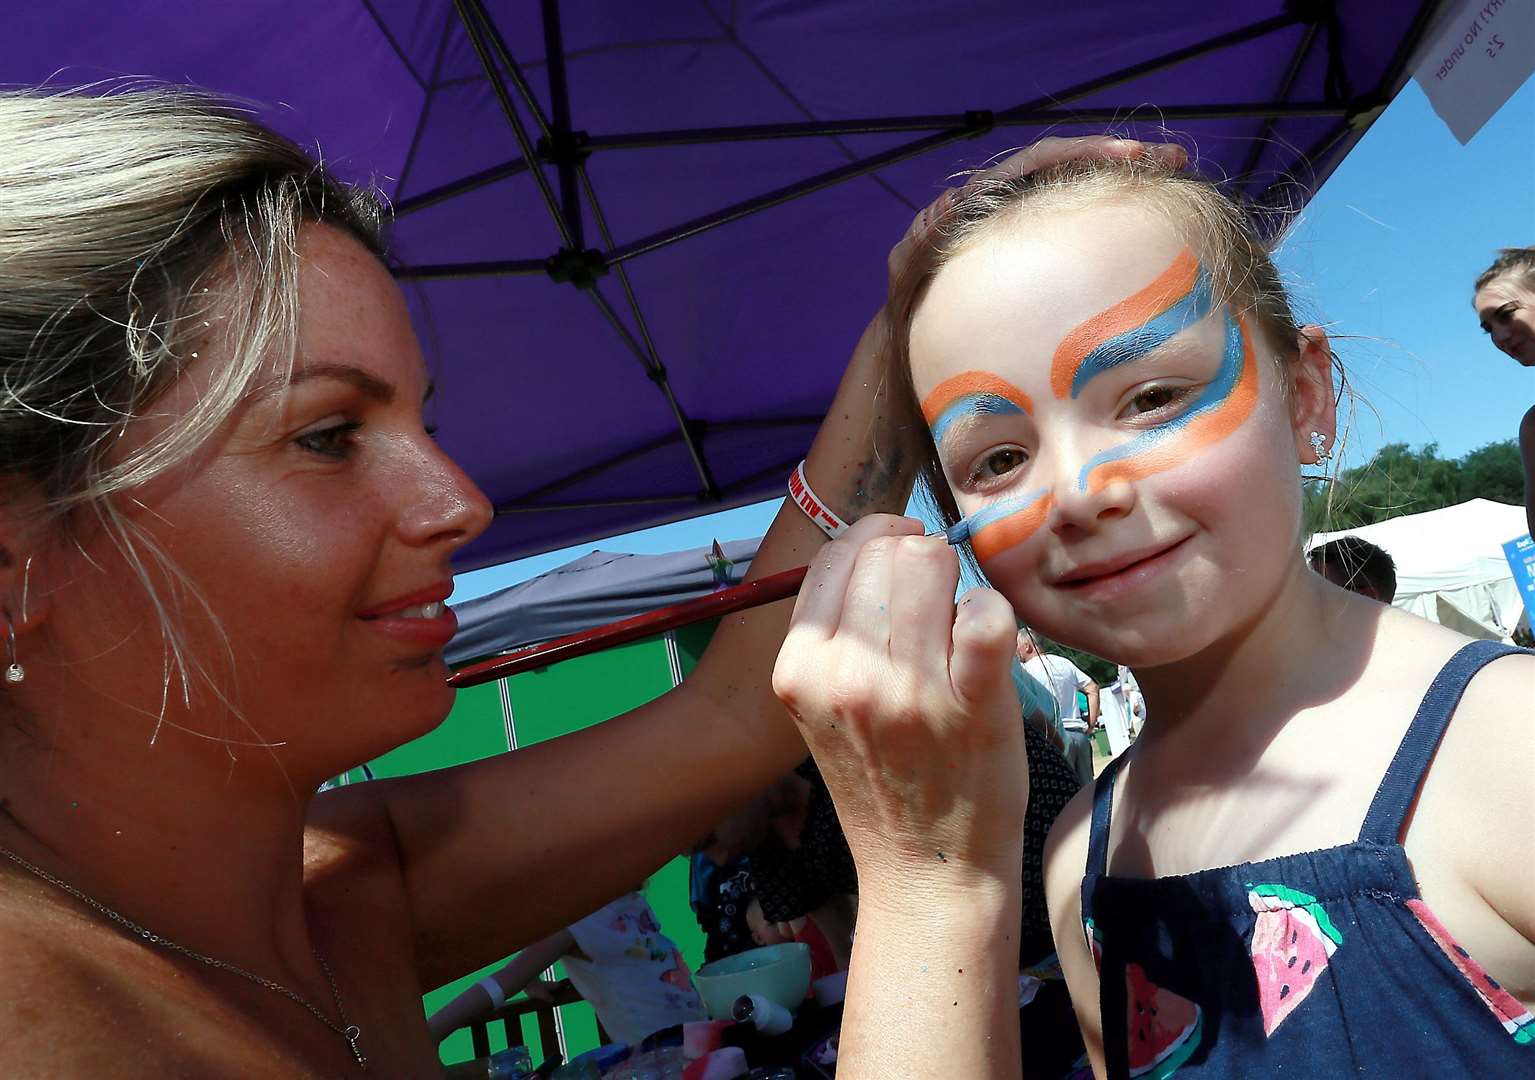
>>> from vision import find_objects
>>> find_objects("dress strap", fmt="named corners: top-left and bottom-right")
top-left (1085, 750), bottom-right (1132, 877)
top-left (1358, 640), bottom-right (1524, 844)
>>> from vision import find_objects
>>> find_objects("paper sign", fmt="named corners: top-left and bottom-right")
top-left (1503, 533), bottom-right (1535, 619)
top-left (1412, 0), bottom-right (1535, 144)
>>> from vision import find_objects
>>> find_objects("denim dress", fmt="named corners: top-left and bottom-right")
top-left (1079, 640), bottom-right (1534, 1078)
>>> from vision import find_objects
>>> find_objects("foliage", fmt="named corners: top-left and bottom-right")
top-left (1304, 439), bottom-right (1525, 534)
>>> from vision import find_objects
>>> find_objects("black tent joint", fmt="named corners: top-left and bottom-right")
top-left (962, 110), bottom-right (995, 137)
top-left (538, 129), bottom-right (592, 167)
top-left (546, 247), bottom-right (609, 289)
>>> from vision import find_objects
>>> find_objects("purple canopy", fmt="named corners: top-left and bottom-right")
top-left (10, 1), bottom-right (1441, 568)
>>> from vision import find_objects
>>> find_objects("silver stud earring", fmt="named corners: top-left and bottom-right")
top-left (4, 616), bottom-right (22, 685)
top-left (1309, 430), bottom-right (1332, 463)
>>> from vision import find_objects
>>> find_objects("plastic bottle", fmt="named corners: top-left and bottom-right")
top-left (731, 993), bottom-right (793, 1037)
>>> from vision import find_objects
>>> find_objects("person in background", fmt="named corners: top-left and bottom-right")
top-left (1308, 535), bottom-right (1398, 604)
top-left (1012, 648), bottom-right (1068, 752)
top-left (1017, 632), bottom-right (1100, 786)
top-left (1473, 246), bottom-right (1535, 537)
top-left (688, 850), bottom-right (757, 965)
top-left (426, 890), bottom-right (704, 1047)
top-left (693, 767), bottom-right (855, 974)
top-left (1116, 664), bottom-right (1146, 737)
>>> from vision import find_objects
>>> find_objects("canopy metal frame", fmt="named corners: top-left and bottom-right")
top-left (395, 0), bottom-right (1444, 521)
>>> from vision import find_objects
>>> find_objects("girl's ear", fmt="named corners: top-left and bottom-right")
top-left (1289, 325), bottom-right (1336, 464)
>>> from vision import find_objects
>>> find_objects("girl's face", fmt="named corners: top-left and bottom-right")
top-left (36, 224), bottom-right (492, 779)
top-left (909, 202), bottom-right (1318, 666)
top-left (1474, 274), bottom-right (1535, 366)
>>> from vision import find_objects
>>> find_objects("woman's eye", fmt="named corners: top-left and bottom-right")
top-left (1123, 384), bottom-right (1189, 418)
top-left (967, 447), bottom-right (1028, 484)
top-left (295, 421), bottom-right (362, 459)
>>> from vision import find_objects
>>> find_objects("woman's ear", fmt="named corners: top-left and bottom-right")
top-left (0, 493), bottom-right (53, 638)
top-left (1289, 325), bottom-right (1336, 465)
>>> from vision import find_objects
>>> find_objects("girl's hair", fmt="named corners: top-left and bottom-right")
top-left (0, 85), bottom-right (384, 727)
top-left (885, 157), bottom-right (1304, 530)
top-left (1474, 246), bottom-right (1535, 293)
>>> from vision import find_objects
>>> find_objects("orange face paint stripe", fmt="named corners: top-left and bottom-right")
top-left (1080, 313), bottom-right (1259, 494)
top-left (1050, 249), bottom-right (1202, 400)
top-left (967, 490), bottom-right (1054, 564)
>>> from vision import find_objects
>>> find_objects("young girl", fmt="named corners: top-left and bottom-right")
top-left (774, 155), bottom-right (1534, 1077)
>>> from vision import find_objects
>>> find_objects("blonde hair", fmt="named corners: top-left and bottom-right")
top-left (0, 85), bottom-right (383, 734)
top-left (886, 157), bottom-right (1305, 529)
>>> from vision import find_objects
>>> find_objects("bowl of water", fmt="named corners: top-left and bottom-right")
top-left (692, 942), bottom-right (812, 1020)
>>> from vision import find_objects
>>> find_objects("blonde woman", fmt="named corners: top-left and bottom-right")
top-left (0, 86), bottom-right (923, 1077)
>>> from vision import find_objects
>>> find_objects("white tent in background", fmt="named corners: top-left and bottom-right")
top-left (1308, 499), bottom-right (1530, 642)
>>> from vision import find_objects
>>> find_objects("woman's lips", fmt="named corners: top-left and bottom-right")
top-left (357, 602), bottom-right (458, 648)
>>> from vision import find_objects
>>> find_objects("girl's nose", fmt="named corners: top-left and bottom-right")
top-left (1048, 471), bottom-right (1136, 537)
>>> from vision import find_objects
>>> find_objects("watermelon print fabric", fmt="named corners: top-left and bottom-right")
top-left (1125, 963), bottom-right (1203, 1079)
top-left (1075, 640), bottom-right (1534, 1079)
top-left (1245, 883), bottom-right (1343, 1036)
top-left (1406, 899), bottom-right (1535, 1045)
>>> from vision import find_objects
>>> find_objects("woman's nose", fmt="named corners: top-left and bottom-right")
top-left (400, 444), bottom-right (494, 551)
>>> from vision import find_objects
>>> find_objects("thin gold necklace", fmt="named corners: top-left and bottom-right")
top-left (0, 846), bottom-right (366, 1069)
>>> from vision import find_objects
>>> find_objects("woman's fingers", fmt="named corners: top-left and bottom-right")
top-left (948, 587), bottom-right (1020, 709)
top-left (964, 135), bottom-right (1188, 191)
top-left (785, 513), bottom-right (922, 641)
top-left (888, 535), bottom-right (962, 680)
top-left (836, 535), bottom-right (901, 656)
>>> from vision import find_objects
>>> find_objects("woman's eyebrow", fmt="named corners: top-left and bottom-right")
top-left (249, 363), bottom-right (396, 403)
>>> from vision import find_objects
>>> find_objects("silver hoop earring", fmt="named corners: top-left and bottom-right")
top-left (1309, 431), bottom-right (1332, 463)
top-left (4, 616), bottom-right (22, 685)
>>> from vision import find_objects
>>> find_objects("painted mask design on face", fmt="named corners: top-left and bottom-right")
top-left (922, 372), bottom-right (1053, 563)
top-left (924, 248), bottom-right (1258, 565)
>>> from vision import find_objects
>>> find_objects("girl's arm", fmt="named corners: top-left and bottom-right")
top-left (425, 927), bottom-right (575, 1043)
top-left (1043, 792), bottom-right (1107, 1078)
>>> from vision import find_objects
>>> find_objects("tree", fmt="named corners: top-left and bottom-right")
top-left (1304, 439), bottom-right (1522, 533)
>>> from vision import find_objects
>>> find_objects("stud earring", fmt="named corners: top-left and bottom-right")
top-left (1309, 430), bottom-right (1332, 463)
top-left (4, 615), bottom-right (22, 685)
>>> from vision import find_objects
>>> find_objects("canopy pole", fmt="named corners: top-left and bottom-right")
top-left (576, 163), bottom-right (721, 501)
top-left (540, 0), bottom-right (584, 249)
top-left (452, 0), bottom-right (575, 247)
top-left (1237, 21), bottom-right (1323, 191)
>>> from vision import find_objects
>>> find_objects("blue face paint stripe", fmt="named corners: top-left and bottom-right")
top-left (963, 486), bottom-right (1050, 535)
top-left (1075, 308), bottom-right (1245, 491)
top-left (929, 393), bottom-right (1026, 447)
top-left (1069, 269), bottom-right (1216, 399)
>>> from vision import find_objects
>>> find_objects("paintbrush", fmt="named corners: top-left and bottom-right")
top-left (446, 520), bottom-right (972, 688)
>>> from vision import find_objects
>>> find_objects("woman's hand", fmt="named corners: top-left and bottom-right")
top-left (887, 135), bottom-right (1190, 295)
top-left (772, 515), bottom-right (1028, 905)
top-left (774, 515), bottom-right (1029, 1078)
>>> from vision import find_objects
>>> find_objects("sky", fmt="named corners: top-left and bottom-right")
top-left (453, 74), bottom-right (1535, 605)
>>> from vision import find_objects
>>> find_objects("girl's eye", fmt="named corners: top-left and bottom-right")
top-left (295, 421), bottom-right (362, 459)
top-left (1122, 383), bottom-right (1192, 418)
top-left (424, 423), bottom-right (440, 441)
top-left (966, 446), bottom-right (1028, 485)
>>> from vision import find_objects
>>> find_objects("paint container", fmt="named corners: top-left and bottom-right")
top-left (811, 970), bottom-right (848, 1007)
top-left (731, 992), bottom-right (793, 1036)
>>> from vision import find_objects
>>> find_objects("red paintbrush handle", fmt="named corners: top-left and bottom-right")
top-left (446, 564), bottom-right (810, 688)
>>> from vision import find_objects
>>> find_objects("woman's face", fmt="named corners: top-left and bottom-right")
top-left (1474, 274), bottom-right (1535, 366)
top-left (39, 224), bottom-right (492, 776)
top-left (909, 202), bottom-right (1312, 666)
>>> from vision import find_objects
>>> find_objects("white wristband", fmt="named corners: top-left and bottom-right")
top-left (787, 460), bottom-right (850, 539)
top-left (478, 975), bottom-right (504, 1007)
